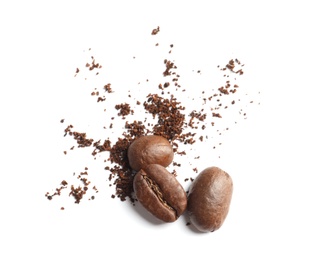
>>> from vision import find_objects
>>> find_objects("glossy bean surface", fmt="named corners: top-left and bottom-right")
top-left (187, 166), bottom-right (233, 232)
top-left (134, 164), bottom-right (187, 222)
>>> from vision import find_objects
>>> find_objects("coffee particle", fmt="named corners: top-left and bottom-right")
top-left (115, 103), bottom-right (134, 118)
top-left (104, 83), bottom-right (113, 93)
top-left (163, 59), bottom-right (177, 77)
top-left (151, 26), bottom-right (160, 35)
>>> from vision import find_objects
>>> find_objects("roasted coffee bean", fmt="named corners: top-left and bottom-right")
top-left (133, 164), bottom-right (187, 222)
top-left (187, 166), bottom-right (233, 232)
top-left (127, 135), bottom-right (174, 171)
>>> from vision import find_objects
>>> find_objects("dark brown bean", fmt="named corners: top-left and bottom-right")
top-left (133, 164), bottom-right (187, 222)
top-left (127, 135), bottom-right (174, 171)
top-left (187, 166), bottom-right (233, 232)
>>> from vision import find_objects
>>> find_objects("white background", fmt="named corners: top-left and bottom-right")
top-left (1, 1), bottom-right (310, 259)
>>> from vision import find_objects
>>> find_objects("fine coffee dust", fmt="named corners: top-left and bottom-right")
top-left (46, 26), bottom-right (259, 207)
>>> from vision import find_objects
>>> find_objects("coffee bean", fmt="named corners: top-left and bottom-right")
top-left (127, 135), bottom-right (174, 171)
top-left (187, 166), bottom-right (233, 232)
top-left (133, 164), bottom-right (187, 222)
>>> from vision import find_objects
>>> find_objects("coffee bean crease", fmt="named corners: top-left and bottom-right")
top-left (143, 175), bottom-right (176, 215)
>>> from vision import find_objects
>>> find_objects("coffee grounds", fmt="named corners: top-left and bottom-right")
top-left (143, 94), bottom-right (187, 142)
top-left (104, 83), bottom-right (113, 93)
top-left (163, 59), bottom-right (177, 77)
top-left (92, 139), bottom-right (111, 156)
top-left (45, 180), bottom-right (68, 200)
top-left (46, 27), bottom-right (259, 207)
top-left (64, 125), bottom-right (94, 148)
top-left (69, 173), bottom-right (91, 204)
top-left (86, 56), bottom-right (102, 71)
top-left (188, 110), bottom-right (207, 129)
top-left (115, 103), bottom-right (134, 118)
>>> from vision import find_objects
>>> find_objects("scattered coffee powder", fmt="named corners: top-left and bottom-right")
top-left (64, 125), bottom-right (94, 148)
top-left (45, 180), bottom-right (68, 200)
top-left (86, 56), bottom-right (102, 71)
top-left (103, 83), bottom-right (113, 93)
top-left (115, 103), bottom-right (134, 118)
top-left (46, 27), bottom-right (259, 209)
